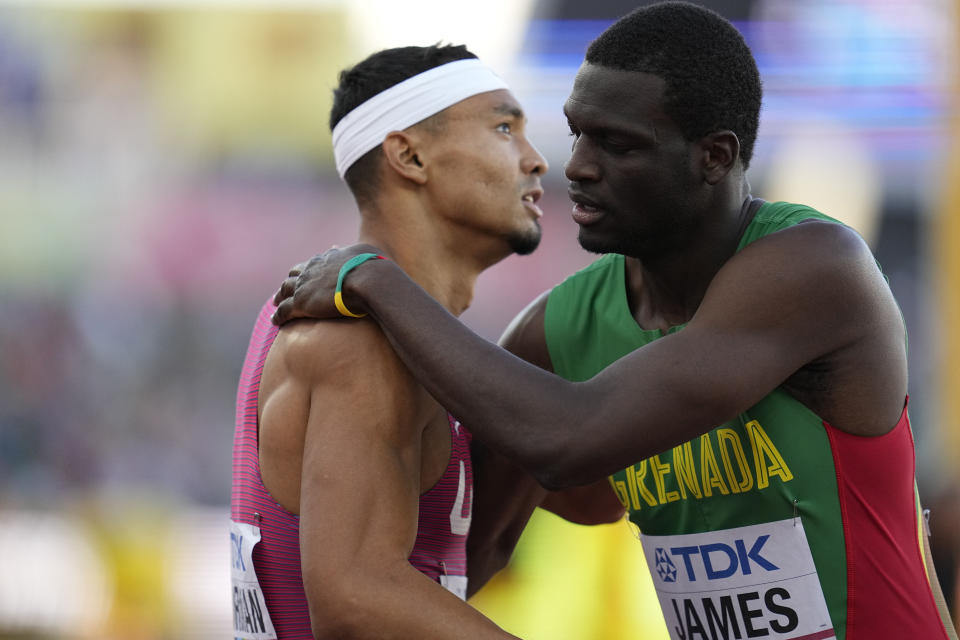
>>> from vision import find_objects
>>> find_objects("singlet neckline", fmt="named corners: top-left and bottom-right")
top-left (615, 199), bottom-right (770, 338)
top-left (612, 258), bottom-right (685, 340)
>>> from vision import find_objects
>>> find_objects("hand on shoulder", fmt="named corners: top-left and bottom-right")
top-left (272, 243), bottom-right (387, 325)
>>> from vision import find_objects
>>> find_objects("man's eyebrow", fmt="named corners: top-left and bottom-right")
top-left (493, 103), bottom-right (525, 120)
top-left (564, 114), bottom-right (658, 143)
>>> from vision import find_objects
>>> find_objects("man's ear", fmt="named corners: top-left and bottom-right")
top-left (381, 131), bottom-right (428, 185)
top-left (700, 130), bottom-right (740, 185)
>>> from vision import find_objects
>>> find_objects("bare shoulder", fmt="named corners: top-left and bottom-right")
top-left (259, 318), bottom-right (434, 514)
top-left (498, 289), bottom-right (552, 370)
top-left (272, 318), bottom-right (402, 378)
top-left (729, 220), bottom-right (878, 285)
top-left (704, 220), bottom-right (894, 326)
top-left (703, 219), bottom-right (907, 435)
top-left (265, 318), bottom-right (427, 426)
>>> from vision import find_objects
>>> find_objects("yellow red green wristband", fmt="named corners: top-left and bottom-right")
top-left (334, 253), bottom-right (386, 318)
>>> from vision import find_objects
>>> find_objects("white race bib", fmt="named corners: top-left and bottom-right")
top-left (641, 519), bottom-right (836, 640)
top-left (230, 521), bottom-right (278, 640)
top-left (439, 574), bottom-right (468, 600)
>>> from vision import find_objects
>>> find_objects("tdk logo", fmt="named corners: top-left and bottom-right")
top-left (231, 531), bottom-right (245, 571)
top-left (657, 535), bottom-right (779, 582)
top-left (655, 548), bottom-right (678, 582)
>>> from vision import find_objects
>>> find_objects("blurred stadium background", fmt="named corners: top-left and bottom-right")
top-left (0, 0), bottom-right (958, 637)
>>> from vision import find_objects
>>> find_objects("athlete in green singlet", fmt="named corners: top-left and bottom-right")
top-left (271, 3), bottom-right (958, 638)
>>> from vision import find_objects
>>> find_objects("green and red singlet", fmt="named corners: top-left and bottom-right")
top-left (544, 202), bottom-right (947, 640)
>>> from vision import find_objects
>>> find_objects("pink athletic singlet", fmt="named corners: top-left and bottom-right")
top-left (230, 300), bottom-right (473, 640)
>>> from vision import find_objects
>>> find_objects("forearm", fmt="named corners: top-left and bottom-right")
top-left (466, 501), bottom-right (540, 598)
top-left (466, 443), bottom-right (546, 597)
top-left (345, 261), bottom-right (743, 488)
top-left (467, 480), bottom-right (625, 597)
top-left (309, 562), bottom-right (518, 639)
top-left (539, 478), bottom-right (627, 525)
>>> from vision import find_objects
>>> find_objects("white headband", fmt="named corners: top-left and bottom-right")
top-left (331, 58), bottom-right (509, 179)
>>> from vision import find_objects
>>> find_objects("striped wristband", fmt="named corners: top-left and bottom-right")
top-left (334, 253), bottom-right (386, 318)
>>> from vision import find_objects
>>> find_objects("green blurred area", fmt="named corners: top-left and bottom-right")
top-left (64, 7), bottom-right (349, 162)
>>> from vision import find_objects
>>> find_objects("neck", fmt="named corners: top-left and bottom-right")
top-left (357, 198), bottom-right (504, 317)
top-left (625, 183), bottom-right (756, 330)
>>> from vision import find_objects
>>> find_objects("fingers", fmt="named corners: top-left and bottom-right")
top-left (271, 280), bottom-right (302, 325)
top-left (272, 276), bottom-right (297, 307)
top-left (288, 246), bottom-right (335, 278)
top-left (271, 243), bottom-right (383, 327)
top-left (271, 298), bottom-right (291, 326)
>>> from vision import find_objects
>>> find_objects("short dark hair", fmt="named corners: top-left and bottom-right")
top-left (585, 1), bottom-right (762, 167)
top-left (329, 44), bottom-right (478, 203)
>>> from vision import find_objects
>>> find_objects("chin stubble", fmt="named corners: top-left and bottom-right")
top-left (509, 222), bottom-right (542, 256)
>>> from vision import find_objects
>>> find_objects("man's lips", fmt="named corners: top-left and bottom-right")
top-left (569, 190), bottom-right (605, 226)
top-left (522, 187), bottom-right (544, 218)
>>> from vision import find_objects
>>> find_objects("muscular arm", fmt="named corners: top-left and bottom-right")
top-left (466, 292), bottom-right (625, 596)
top-left (261, 320), bottom-right (518, 639)
top-left (278, 222), bottom-right (905, 490)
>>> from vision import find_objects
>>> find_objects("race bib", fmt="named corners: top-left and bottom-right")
top-left (231, 521), bottom-right (278, 640)
top-left (440, 574), bottom-right (468, 600)
top-left (641, 519), bottom-right (836, 640)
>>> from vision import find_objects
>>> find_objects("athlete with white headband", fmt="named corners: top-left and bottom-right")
top-left (230, 44), bottom-right (624, 639)
top-left (331, 58), bottom-right (510, 179)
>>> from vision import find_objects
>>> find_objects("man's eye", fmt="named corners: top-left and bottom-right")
top-left (497, 123), bottom-right (512, 134)
top-left (604, 142), bottom-right (631, 154)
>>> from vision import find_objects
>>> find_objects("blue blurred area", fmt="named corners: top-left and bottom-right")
top-left (518, 8), bottom-right (948, 177)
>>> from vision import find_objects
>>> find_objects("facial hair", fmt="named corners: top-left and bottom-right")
top-left (508, 221), bottom-right (542, 256)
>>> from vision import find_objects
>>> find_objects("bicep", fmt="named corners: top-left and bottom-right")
top-left (299, 385), bottom-right (421, 576)
top-left (293, 328), bottom-right (425, 597)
